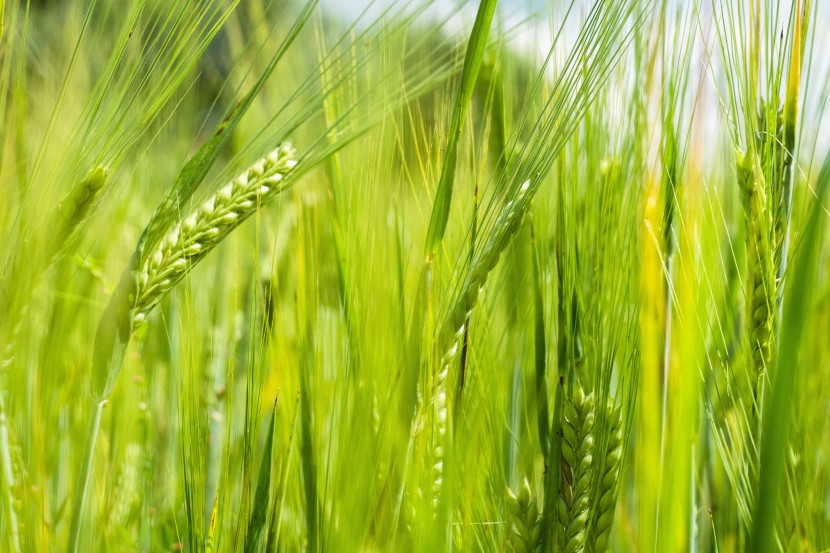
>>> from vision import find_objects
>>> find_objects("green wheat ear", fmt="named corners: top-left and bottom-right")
top-left (58, 165), bottom-right (108, 239)
top-left (505, 477), bottom-right (541, 553)
top-left (0, 165), bottom-right (108, 371)
top-left (132, 142), bottom-right (297, 327)
top-left (76, 142), bottom-right (300, 552)
top-left (589, 404), bottom-right (622, 553)
top-left (738, 99), bottom-right (797, 394)
top-left (557, 384), bottom-right (595, 553)
top-left (737, 149), bottom-right (775, 383)
top-left (90, 142), bottom-right (297, 401)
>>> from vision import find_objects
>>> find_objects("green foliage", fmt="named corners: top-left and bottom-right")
top-left (0, 1), bottom-right (829, 552)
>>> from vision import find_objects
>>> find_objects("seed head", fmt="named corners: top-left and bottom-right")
top-left (132, 142), bottom-right (298, 326)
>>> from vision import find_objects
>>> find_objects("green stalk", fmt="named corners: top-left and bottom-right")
top-left (424, 0), bottom-right (497, 258)
top-left (300, 379), bottom-right (318, 553)
top-left (67, 259), bottom-right (133, 553)
top-left (0, 396), bottom-right (21, 553)
top-left (66, 399), bottom-right (105, 553)
top-left (530, 220), bottom-right (550, 455)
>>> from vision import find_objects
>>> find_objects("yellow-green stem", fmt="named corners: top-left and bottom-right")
top-left (66, 399), bottom-right (106, 553)
top-left (0, 396), bottom-right (21, 553)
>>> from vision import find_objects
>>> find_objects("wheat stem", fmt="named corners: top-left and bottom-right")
top-left (0, 396), bottom-right (21, 553)
top-left (66, 399), bottom-right (105, 553)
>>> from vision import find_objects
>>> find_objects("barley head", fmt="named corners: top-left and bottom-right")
top-left (505, 477), bottom-right (541, 553)
top-left (737, 150), bottom-right (775, 379)
top-left (589, 403), bottom-right (622, 553)
top-left (430, 362), bottom-right (449, 508)
top-left (557, 384), bottom-right (595, 553)
top-left (132, 142), bottom-right (297, 326)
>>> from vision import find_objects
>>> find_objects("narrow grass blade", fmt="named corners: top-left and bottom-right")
top-left (456, 181), bottom-right (480, 411)
top-left (424, 0), bottom-right (497, 258)
top-left (205, 495), bottom-right (218, 553)
top-left (530, 220), bottom-right (549, 454)
top-left (66, 400), bottom-right (105, 553)
top-left (244, 396), bottom-right (279, 553)
top-left (300, 338), bottom-right (319, 553)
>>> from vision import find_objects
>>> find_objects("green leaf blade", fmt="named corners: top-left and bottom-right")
top-left (424, 0), bottom-right (497, 258)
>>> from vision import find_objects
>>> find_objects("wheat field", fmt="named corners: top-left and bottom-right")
top-left (1, 0), bottom-right (829, 551)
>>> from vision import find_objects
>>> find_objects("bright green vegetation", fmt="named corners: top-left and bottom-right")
top-left (0, 0), bottom-right (829, 551)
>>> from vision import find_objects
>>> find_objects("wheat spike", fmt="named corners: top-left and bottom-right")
top-left (505, 477), bottom-right (541, 553)
top-left (58, 166), bottom-right (109, 242)
top-left (557, 384), bottom-right (594, 553)
top-left (738, 104), bottom-right (796, 386)
top-left (437, 180), bottom-right (532, 359)
top-left (589, 403), bottom-right (622, 553)
top-left (737, 150), bottom-right (775, 380)
top-left (431, 362), bottom-right (448, 509)
top-left (132, 143), bottom-right (297, 326)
